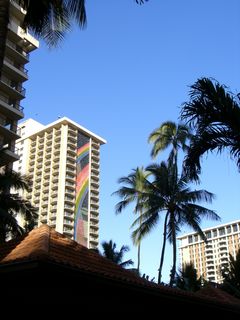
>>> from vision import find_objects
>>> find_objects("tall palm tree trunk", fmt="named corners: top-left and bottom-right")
top-left (137, 241), bottom-right (141, 273)
top-left (169, 214), bottom-right (177, 287)
top-left (137, 208), bottom-right (143, 273)
top-left (158, 212), bottom-right (169, 284)
top-left (0, 0), bottom-right (10, 78)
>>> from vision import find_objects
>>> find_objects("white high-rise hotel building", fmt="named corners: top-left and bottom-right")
top-left (178, 220), bottom-right (240, 283)
top-left (14, 118), bottom-right (106, 249)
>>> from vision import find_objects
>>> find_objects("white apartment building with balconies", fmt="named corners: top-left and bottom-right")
top-left (178, 220), bottom-right (240, 283)
top-left (13, 117), bottom-right (106, 249)
top-left (0, 1), bottom-right (38, 169)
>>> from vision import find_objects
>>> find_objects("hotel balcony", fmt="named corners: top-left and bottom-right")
top-left (3, 58), bottom-right (28, 82)
top-left (8, 21), bottom-right (39, 52)
top-left (65, 173), bottom-right (75, 181)
top-left (90, 200), bottom-right (99, 209)
top-left (64, 204), bottom-right (75, 213)
top-left (91, 157), bottom-right (99, 166)
top-left (40, 217), bottom-right (47, 224)
top-left (89, 236), bottom-right (98, 246)
top-left (63, 219), bottom-right (74, 227)
top-left (91, 166), bottom-right (99, 175)
top-left (90, 194), bottom-right (99, 202)
top-left (64, 196), bottom-right (74, 204)
top-left (64, 211), bottom-right (74, 220)
top-left (90, 222), bottom-right (99, 231)
top-left (92, 141), bottom-right (99, 148)
top-left (0, 145), bottom-right (19, 166)
top-left (63, 226), bottom-right (73, 236)
top-left (91, 180), bottom-right (99, 189)
top-left (68, 127), bottom-right (77, 137)
top-left (92, 149), bottom-right (100, 157)
top-left (0, 123), bottom-right (21, 142)
top-left (10, 0), bottom-right (26, 21)
top-left (0, 77), bottom-right (25, 100)
top-left (65, 188), bottom-right (75, 196)
top-left (0, 98), bottom-right (24, 120)
top-left (91, 153), bottom-right (99, 165)
top-left (90, 213), bottom-right (99, 222)
top-left (65, 181), bottom-right (75, 190)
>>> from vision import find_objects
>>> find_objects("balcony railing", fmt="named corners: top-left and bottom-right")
top-left (0, 77), bottom-right (26, 97)
top-left (4, 57), bottom-right (28, 75)
top-left (6, 39), bottom-right (30, 60)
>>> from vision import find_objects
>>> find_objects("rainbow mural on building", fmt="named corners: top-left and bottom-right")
top-left (74, 140), bottom-right (90, 245)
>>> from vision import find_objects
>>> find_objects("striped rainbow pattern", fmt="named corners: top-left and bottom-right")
top-left (74, 142), bottom-right (89, 245)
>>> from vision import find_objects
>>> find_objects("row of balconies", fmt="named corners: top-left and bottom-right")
top-left (0, 143), bottom-right (20, 166)
top-left (0, 125), bottom-right (20, 143)
top-left (0, 97), bottom-right (24, 121)
top-left (3, 57), bottom-right (28, 82)
top-left (5, 39), bottom-right (29, 64)
top-left (92, 141), bottom-right (99, 149)
top-left (68, 127), bottom-right (77, 137)
top-left (0, 75), bottom-right (25, 99)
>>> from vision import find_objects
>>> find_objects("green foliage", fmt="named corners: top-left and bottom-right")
top-left (148, 121), bottom-right (192, 164)
top-left (131, 161), bottom-right (220, 286)
top-left (180, 77), bottom-right (240, 180)
top-left (221, 249), bottom-right (240, 298)
top-left (0, 170), bottom-right (38, 243)
top-left (113, 167), bottom-right (150, 272)
top-left (176, 262), bottom-right (202, 292)
top-left (15, 0), bottom-right (87, 46)
top-left (14, 0), bottom-right (147, 46)
top-left (101, 240), bottom-right (134, 268)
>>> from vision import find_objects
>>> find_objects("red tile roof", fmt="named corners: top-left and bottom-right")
top-left (0, 225), bottom-right (239, 312)
top-left (196, 284), bottom-right (240, 306)
top-left (0, 224), bottom-right (151, 286)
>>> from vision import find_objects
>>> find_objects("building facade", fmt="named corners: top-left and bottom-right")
top-left (14, 117), bottom-right (106, 249)
top-left (178, 220), bottom-right (240, 283)
top-left (0, 1), bottom-right (38, 169)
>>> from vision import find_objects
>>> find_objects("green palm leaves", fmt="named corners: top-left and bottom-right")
top-left (130, 161), bottom-right (219, 285)
top-left (180, 77), bottom-right (240, 180)
top-left (148, 121), bottom-right (192, 164)
top-left (113, 120), bottom-right (219, 286)
top-left (101, 240), bottom-right (134, 268)
top-left (16, 0), bottom-right (87, 46)
top-left (0, 170), bottom-right (38, 243)
top-left (14, 1), bottom-right (147, 46)
top-left (113, 167), bottom-right (149, 272)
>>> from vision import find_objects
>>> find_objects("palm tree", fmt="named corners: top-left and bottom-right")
top-left (221, 248), bottom-right (240, 297)
top-left (148, 121), bottom-right (192, 165)
top-left (176, 262), bottom-right (202, 292)
top-left (180, 77), bottom-right (240, 181)
top-left (0, 0), bottom-right (87, 75)
top-left (0, 170), bottom-right (38, 243)
top-left (131, 161), bottom-right (220, 286)
top-left (112, 167), bottom-right (150, 273)
top-left (101, 239), bottom-right (134, 268)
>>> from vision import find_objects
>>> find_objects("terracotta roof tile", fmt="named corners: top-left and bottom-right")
top-left (0, 225), bottom-right (240, 312)
top-left (196, 285), bottom-right (240, 306)
top-left (0, 225), bottom-right (150, 286)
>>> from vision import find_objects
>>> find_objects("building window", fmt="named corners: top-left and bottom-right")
top-left (188, 235), bottom-right (193, 244)
top-left (226, 226), bottom-right (231, 234)
top-left (219, 228), bottom-right (225, 236)
top-left (233, 224), bottom-right (238, 232)
top-left (205, 231), bottom-right (211, 239)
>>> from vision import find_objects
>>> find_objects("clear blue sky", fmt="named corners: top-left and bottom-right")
top-left (23, 0), bottom-right (240, 282)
